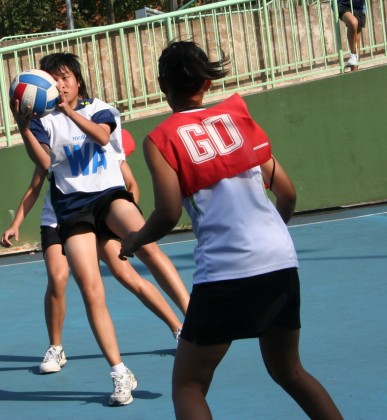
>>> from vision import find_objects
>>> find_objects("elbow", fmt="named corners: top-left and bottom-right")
top-left (156, 206), bottom-right (182, 230)
top-left (41, 160), bottom-right (51, 171)
top-left (31, 155), bottom-right (50, 171)
top-left (39, 155), bottom-right (51, 171)
top-left (164, 212), bottom-right (182, 230)
top-left (276, 193), bottom-right (296, 224)
top-left (288, 190), bottom-right (297, 209)
top-left (283, 183), bottom-right (297, 210)
top-left (95, 130), bottom-right (111, 146)
top-left (99, 137), bottom-right (110, 147)
top-left (286, 190), bottom-right (297, 215)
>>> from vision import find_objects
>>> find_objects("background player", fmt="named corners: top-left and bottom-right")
top-left (336, 0), bottom-right (366, 68)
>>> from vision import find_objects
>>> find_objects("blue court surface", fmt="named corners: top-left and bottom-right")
top-left (1, 204), bottom-right (387, 419)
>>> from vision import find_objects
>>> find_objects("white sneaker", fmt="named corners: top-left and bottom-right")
top-left (345, 54), bottom-right (358, 67)
top-left (109, 367), bottom-right (138, 406)
top-left (173, 327), bottom-right (182, 342)
top-left (39, 346), bottom-right (67, 374)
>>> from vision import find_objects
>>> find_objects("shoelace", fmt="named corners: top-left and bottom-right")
top-left (173, 328), bottom-right (182, 342)
top-left (111, 372), bottom-right (127, 394)
top-left (43, 347), bottom-right (61, 362)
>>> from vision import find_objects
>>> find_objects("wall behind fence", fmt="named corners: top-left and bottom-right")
top-left (1, 0), bottom-right (386, 147)
top-left (0, 64), bottom-right (386, 250)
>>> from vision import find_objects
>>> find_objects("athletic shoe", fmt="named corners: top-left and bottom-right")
top-left (345, 54), bottom-right (358, 67)
top-left (39, 346), bottom-right (67, 374)
top-left (173, 327), bottom-right (182, 342)
top-left (109, 367), bottom-right (138, 406)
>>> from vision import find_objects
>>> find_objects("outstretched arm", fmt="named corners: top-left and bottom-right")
top-left (1, 166), bottom-right (47, 246)
top-left (261, 156), bottom-right (296, 224)
top-left (120, 137), bottom-right (182, 258)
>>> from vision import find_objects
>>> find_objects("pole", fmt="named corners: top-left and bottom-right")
top-left (170, 0), bottom-right (178, 11)
top-left (65, 0), bottom-right (75, 30)
top-left (106, 0), bottom-right (115, 24)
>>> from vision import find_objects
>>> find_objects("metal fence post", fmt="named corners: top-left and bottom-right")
top-left (263, 0), bottom-right (276, 87)
top-left (0, 55), bottom-right (12, 147)
top-left (331, 0), bottom-right (345, 72)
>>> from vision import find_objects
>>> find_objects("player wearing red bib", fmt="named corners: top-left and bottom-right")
top-left (120, 41), bottom-right (343, 419)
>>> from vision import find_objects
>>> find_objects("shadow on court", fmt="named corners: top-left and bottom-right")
top-left (1, 204), bottom-right (387, 419)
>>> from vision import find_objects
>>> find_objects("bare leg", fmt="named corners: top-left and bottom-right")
top-left (100, 238), bottom-right (182, 333)
top-left (104, 199), bottom-right (190, 316)
top-left (172, 339), bottom-right (231, 420)
top-left (259, 326), bottom-right (343, 420)
top-left (135, 242), bottom-right (189, 315)
top-left (64, 230), bottom-right (122, 366)
top-left (342, 12), bottom-right (359, 55)
top-left (43, 243), bottom-right (69, 345)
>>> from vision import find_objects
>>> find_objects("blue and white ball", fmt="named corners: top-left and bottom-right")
top-left (10, 69), bottom-right (59, 118)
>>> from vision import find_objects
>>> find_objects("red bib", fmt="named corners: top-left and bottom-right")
top-left (149, 94), bottom-right (271, 197)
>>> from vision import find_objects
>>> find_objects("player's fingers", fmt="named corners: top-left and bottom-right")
top-left (118, 253), bottom-right (133, 261)
top-left (1, 237), bottom-right (12, 247)
top-left (118, 250), bottom-right (134, 260)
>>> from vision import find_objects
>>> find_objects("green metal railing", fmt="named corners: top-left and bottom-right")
top-left (0, 0), bottom-right (386, 147)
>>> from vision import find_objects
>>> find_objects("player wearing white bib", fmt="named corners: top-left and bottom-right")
top-left (31, 97), bottom-right (125, 223)
top-left (2, 159), bottom-right (185, 376)
top-left (11, 52), bottom-right (189, 407)
top-left (120, 41), bottom-right (343, 419)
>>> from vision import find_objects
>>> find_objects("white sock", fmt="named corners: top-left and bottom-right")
top-left (50, 345), bottom-right (62, 351)
top-left (111, 362), bottom-right (126, 375)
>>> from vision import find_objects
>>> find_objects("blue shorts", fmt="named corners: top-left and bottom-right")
top-left (338, 5), bottom-right (366, 30)
top-left (57, 189), bottom-right (138, 244)
top-left (40, 225), bottom-right (61, 254)
top-left (180, 268), bottom-right (301, 345)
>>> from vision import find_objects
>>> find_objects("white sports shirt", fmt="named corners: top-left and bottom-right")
top-left (31, 98), bottom-right (125, 223)
top-left (184, 165), bottom-right (298, 284)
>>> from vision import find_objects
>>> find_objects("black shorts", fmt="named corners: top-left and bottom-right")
top-left (57, 189), bottom-right (138, 244)
top-left (40, 225), bottom-right (61, 254)
top-left (180, 268), bottom-right (301, 345)
top-left (338, 5), bottom-right (366, 29)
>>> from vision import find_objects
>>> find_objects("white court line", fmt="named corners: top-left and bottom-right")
top-left (288, 210), bottom-right (387, 228)
top-left (0, 258), bottom-right (44, 268)
top-left (158, 210), bottom-right (387, 246)
top-left (1, 210), bottom-right (387, 269)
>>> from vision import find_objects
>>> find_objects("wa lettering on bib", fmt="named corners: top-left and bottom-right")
top-left (64, 143), bottom-right (107, 176)
top-left (36, 99), bottom-right (125, 194)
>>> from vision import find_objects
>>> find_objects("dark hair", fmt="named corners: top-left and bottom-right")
top-left (39, 52), bottom-right (89, 99)
top-left (158, 41), bottom-right (229, 95)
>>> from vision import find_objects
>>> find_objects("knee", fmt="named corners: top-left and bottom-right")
top-left (172, 382), bottom-right (207, 404)
top-left (47, 270), bottom-right (69, 296)
top-left (136, 243), bottom-right (162, 264)
top-left (347, 17), bottom-right (358, 32)
top-left (78, 280), bottom-right (105, 306)
top-left (266, 364), bottom-right (305, 388)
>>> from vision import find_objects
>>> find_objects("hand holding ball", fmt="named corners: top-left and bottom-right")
top-left (9, 69), bottom-right (59, 118)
